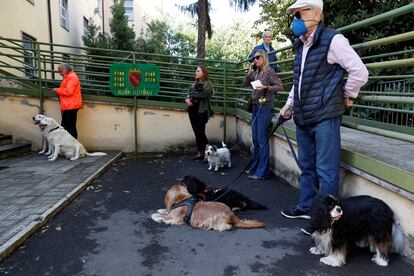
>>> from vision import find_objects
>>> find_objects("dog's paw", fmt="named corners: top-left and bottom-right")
top-left (157, 209), bottom-right (168, 214)
top-left (48, 158), bottom-right (56, 162)
top-left (70, 157), bottom-right (79, 161)
top-left (38, 150), bottom-right (45, 154)
top-left (371, 254), bottom-right (388, 266)
top-left (310, 247), bottom-right (323, 255)
top-left (151, 213), bottom-right (163, 223)
top-left (320, 256), bottom-right (343, 267)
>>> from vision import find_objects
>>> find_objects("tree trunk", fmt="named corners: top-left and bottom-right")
top-left (197, 0), bottom-right (207, 62)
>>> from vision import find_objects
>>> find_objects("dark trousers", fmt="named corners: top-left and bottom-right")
top-left (61, 109), bottom-right (79, 139)
top-left (188, 110), bottom-right (209, 152)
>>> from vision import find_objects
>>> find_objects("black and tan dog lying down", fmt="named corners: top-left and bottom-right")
top-left (181, 175), bottom-right (267, 211)
top-left (151, 180), bottom-right (265, 231)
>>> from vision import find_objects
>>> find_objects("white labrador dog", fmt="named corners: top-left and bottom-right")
top-left (38, 117), bottom-right (107, 161)
top-left (32, 114), bottom-right (53, 155)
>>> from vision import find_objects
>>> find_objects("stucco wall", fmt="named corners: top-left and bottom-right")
top-left (0, 94), bottom-right (236, 153)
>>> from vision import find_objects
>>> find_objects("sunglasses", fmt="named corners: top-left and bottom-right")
top-left (292, 7), bottom-right (312, 20)
top-left (253, 55), bottom-right (262, 61)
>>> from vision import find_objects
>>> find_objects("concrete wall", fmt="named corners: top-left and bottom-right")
top-left (0, 94), bottom-right (236, 153)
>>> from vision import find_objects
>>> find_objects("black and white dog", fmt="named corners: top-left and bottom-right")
top-left (309, 194), bottom-right (404, 267)
top-left (181, 175), bottom-right (267, 211)
top-left (205, 142), bottom-right (231, 171)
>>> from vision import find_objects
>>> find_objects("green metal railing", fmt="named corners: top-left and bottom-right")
top-left (234, 3), bottom-right (414, 142)
top-left (0, 4), bottom-right (413, 143)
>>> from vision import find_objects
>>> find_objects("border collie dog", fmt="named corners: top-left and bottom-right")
top-left (309, 195), bottom-right (404, 267)
top-left (181, 175), bottom-right (267, 211)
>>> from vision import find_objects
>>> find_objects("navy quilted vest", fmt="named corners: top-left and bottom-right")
top-left (293, 23), bottom-right (345, 127)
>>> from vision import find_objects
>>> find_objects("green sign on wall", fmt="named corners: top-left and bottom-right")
top-left (109, 63), bottom-right (160, 96)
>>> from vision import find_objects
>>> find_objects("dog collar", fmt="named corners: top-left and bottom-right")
top-left (49, 126), bottom-right (60, 133)
top-left (171, 197), bottom-right (198, 224)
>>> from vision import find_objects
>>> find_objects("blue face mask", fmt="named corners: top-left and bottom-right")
top-left (291, 18), bottom-right (308, 37)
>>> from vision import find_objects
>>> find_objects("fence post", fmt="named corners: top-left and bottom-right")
top-left (223, 63), bottom-right (227, 142)
top-left (36, 42), bottom-right (44, 114)
top-left (133, 52), bottom-right (138, 153)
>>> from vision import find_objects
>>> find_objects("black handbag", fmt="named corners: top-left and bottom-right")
top-left (246, 98), bottom-right (253, 112)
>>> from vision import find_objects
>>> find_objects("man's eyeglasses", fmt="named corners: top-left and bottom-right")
top-left (253, 55), bottom-right (262, 60)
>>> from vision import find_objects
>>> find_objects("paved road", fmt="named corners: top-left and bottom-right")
top-left (0, 153), bottom-right (412, 275)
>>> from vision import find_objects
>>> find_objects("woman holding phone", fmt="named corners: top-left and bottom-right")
top-left (243, 49), bottom-right (283, 179)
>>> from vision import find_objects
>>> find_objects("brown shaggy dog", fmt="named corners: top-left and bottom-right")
top-left (151, 184), bottom-right (265, 231)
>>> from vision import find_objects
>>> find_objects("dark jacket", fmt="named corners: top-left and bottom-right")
top-left (292, 23), bottom-right (346, 127)
top-left (187, 81), bottom-right (214, 117)
top-left (248, 43), bottom-right (278, 72)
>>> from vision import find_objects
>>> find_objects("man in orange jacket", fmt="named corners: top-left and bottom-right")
top-left (53, 63), bottom-right (82, 138)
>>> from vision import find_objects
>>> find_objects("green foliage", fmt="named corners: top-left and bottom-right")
top-left (205, 20), bottom-right (255, 62)
top-left (82, 17), bottom-right (111, 49)
top-left (179, 0), bottom-right (258, 59)
top-left (139, 17), bottom-right (255, 62)
top-left (109, 0), bottom-right (136, 51)
top-left (140, 19), bottom-right (196, 58)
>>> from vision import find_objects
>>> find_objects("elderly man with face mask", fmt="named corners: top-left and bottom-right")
top-left (52, 63), bottom-right (82, 139)
top-left (279, 0), bottom-right (368, 235)
top-left (248, 30), bottom-right (279, 72)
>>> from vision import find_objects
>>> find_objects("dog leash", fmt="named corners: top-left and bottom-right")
top-left (281, 124), bottom-right (303, 172)
top-left (211, 114), bottom-right (292, 202)
top-left (228, 104), bottom-right (262, 152)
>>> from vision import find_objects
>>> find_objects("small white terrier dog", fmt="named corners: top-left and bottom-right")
top-left (205, 142), bottom-right (231, 171)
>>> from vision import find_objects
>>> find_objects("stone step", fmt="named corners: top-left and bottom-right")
top-left (0, 134), bottom-right (12, 146)
top-left (0, 143), bottom-right (31, 160)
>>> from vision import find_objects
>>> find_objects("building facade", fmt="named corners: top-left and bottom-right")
top-left (0, 0), bottom-right (114, 78)
top-left (0, 0), bottom-right (116, 47)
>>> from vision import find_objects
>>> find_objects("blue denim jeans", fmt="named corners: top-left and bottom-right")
top-left (248, 104), bottom-right (273, 178)
top-left (296, 116), bottom-right (341, 212)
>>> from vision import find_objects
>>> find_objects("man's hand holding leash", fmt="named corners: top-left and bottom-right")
top-left (280, 104), bottom-right (293, 119)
